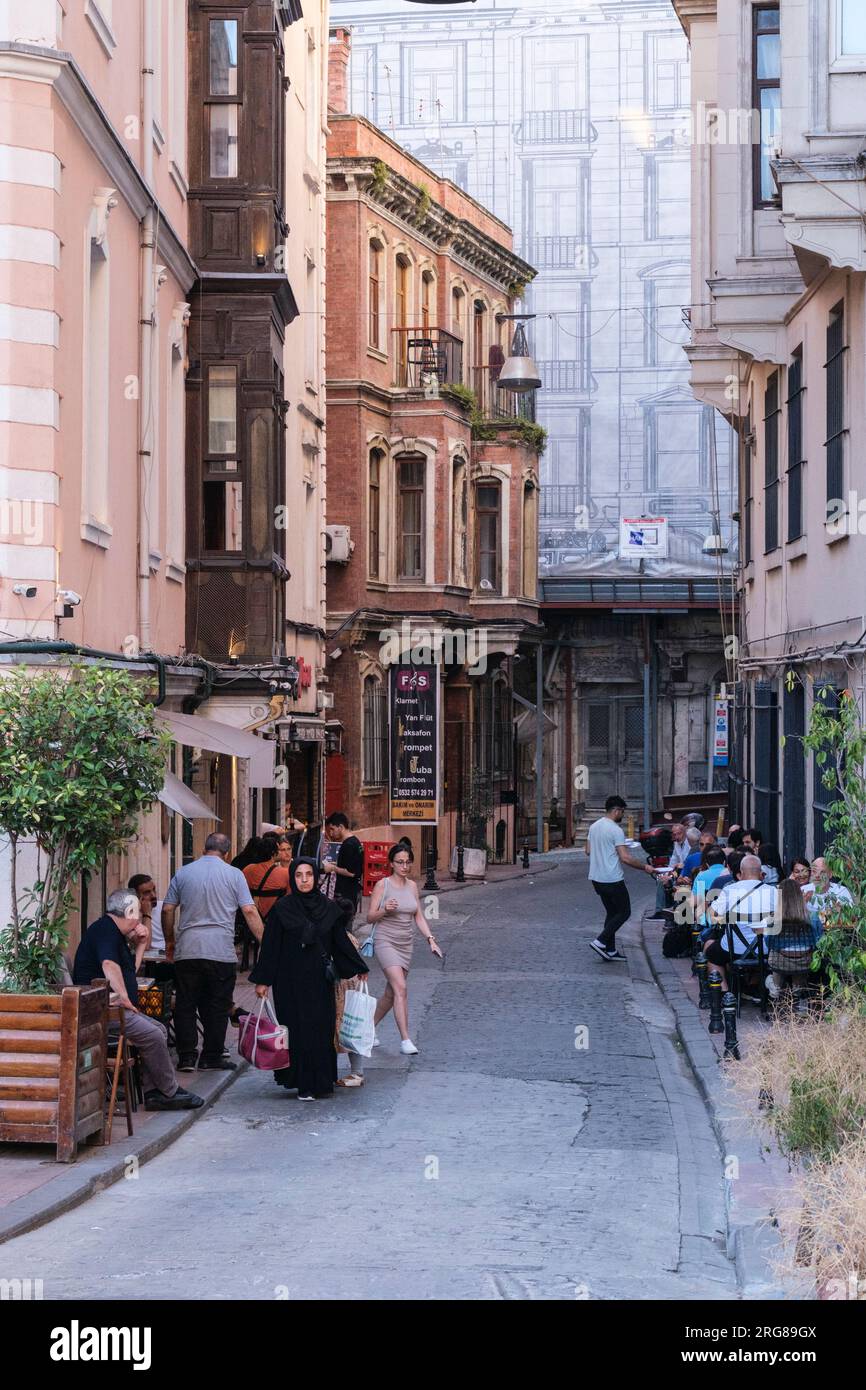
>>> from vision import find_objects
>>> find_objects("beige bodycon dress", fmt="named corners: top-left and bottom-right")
top-left (373, 875), bottom-right (417, 971)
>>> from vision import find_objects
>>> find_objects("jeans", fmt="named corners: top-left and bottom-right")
top-left (173, 959), bottom-right (237, 1061)
top-left (591, 879), bottom-right (632, 948)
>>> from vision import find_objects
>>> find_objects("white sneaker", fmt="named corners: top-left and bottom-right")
top-left (400, 1039), bottom-right (419, 1055)
top-left (372, 1034), bottom-right (380, 1048)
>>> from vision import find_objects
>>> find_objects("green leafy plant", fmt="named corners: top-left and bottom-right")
top-left (415, 182), bottom-right (432, 222)
top-left (370, 160), bottom-right (389, 196)
top-left (440, 382), bottom-right (477, 412)
top-left (471, 411), bottom-right (547, 455)
top-left (802, 687), bottom-right (866, 1004)
top-left (507, 279), bottom-right (528, 299)
top-left (0, 664), bottom-right (170, 992)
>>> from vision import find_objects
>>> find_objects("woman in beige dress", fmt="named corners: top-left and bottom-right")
top-left (366, 843), bottom-right (442, 1055)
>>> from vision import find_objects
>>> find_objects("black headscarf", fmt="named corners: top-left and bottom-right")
top-left (289, 858), bottom-right (332, 944)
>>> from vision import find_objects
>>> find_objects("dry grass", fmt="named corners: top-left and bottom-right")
top-left (724, 1005), bottom-right (866, 1288)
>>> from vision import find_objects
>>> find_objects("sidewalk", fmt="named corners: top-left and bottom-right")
top-left (421, 855), bottom-right (559, 895)
top-left (0, 975), bottom-right (257, 1246)
top-left (640, 913), bottom-right (813, 1299)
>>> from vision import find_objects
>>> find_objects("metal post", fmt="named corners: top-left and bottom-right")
top-left (522, 840), bottom-right (530, 870)
top-left (456, 842), bottom-right (465, 882)
top-left (708, 967), bottom-right (724, 1033)
top-left (722, 991), bottom-right (741, 1060)
top-left (564, 647), bottom-right (573, 846)
top-left (536, 641), bottom-right (544, 853)
top-left (642, 618), bottom-right (651, 834)
top-left (423, 829), bottom-right (439, 892)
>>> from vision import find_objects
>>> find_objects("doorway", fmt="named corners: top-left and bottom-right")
top-left (583, 691), bottom-right (645, 804)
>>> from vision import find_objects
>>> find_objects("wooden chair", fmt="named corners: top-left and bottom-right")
top-left (91, 980), bottom-right (141, 1142)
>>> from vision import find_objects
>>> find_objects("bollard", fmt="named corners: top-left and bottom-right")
top-left (423, 841), bottom-right (439, 893)
top-left (690, 925), bottom-right (701, 975)
top-left (707, 967), bottom-right (724, 1033)
top-left (695, 948), bottom-right (711, 1009)
top-left (521, 840), bottom-right (530, 870)
top-left (722, 990), bottom-right (741, 1060)
top-left (456, 842), bottom-right (466, 882)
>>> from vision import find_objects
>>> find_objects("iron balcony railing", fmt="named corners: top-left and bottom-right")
top-left (472, 366), bottom-right (537, 423)
top-left (515, 110), bottom-right (595, 145)
top-left (539, 359), bottom-right (592, 394)
top-left (392, 326), bottom-right (463, 389)
top-left (521, 235), bottom-right (598, 271)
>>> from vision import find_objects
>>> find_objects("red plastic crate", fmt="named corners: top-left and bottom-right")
top-left (361, 840), bottom-right (394, 898)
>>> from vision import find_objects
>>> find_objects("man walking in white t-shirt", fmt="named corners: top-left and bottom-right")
top-left (585, 795), bottom-right (655, 962)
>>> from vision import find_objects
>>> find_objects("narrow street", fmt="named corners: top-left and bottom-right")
top-left (1, 862), bottom-right (737, 1301)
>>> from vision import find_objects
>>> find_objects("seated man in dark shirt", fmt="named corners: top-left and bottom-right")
top-left (74, 889), bottom-right (203, 1112)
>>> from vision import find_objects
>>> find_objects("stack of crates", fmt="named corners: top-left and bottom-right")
top-left (362, 840), bottom-right (393, 899)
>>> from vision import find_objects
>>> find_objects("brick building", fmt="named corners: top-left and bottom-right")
top-left (324, 30), bottom-right (543, 870)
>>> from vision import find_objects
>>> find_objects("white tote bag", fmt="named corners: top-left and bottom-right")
top-left (338, 979), bottom-right (377, 1057)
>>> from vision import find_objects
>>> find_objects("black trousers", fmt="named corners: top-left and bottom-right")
top-left (591, 879), bottom-right (631, 948)
top-left (173, 959), bottom-right (237, 1061)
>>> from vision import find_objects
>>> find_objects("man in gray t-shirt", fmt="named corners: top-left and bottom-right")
top-left (585, 795), bottom-right (653, 961)
top-left (162, 833), bottom-right (265, 1071)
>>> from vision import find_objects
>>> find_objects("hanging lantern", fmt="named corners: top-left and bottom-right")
top-left (497, 321), bottom-right (542, 393)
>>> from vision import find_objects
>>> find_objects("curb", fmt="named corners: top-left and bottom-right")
top-left (0, 1061), bottom-right (247, 1247)
top-left (639, 917), bottom-right (799, 1300)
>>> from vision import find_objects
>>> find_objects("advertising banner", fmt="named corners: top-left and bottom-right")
top-left (618, 517), bottom-right (669, 561)
top-left (389, 665), bottom-right (438, 824)
top-left (713, 697), bottom-right (729, 766)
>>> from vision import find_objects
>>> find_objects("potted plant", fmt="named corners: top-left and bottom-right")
top-left (0, 663), bottom-right (169, 1160)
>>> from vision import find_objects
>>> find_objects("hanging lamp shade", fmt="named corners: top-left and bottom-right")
top-left (497, 321), bottom-right (542, 393)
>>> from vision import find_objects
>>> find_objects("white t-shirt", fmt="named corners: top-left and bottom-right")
top-left (588, 816), bottom-right (626, 883)
top-left (711, 880), bottom-right (778, 955)
top-left (149, 900), bottom-right (166, 952)
top-left (666, 840), bottom-right (690, 872)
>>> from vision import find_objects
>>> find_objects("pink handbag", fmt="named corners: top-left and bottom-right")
top-left (238, 995), bottom-right (290, 1070)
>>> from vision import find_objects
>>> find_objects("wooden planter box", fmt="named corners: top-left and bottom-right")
top-left (0, 984), bottom-right (109, 1162)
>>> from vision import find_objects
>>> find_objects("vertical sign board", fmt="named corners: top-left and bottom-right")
top-left (389, 665), bottom-right (438, 825)
top-left (713, 697), bottom-right (729, 766)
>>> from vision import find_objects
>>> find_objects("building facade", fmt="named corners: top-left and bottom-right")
top-left (332, 0), bottom-right (736, 838)
top-left (675, 0), bottom-right (866, 860)
top-left (0, 2), bottom-right (330, 943)
top-left (324, 31), bottom-right (543, 867)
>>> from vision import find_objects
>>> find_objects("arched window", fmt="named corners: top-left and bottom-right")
top-left (452, 286), bottom-right (464, 336)
top-left (421, 270), bottom-right (434, 332)
top-left (522, 481), bottom-right (538, 598)
top-left (395, 255), bottom-right (410, 383)
top-left (473, 299), bottom-right (487, 407)
top-left (368, 448), bottom-right (383, 580)
top-left (368, 240), bottom-right (383, 349)
top-left (451, 457), bottom-right (468, 586)
top-left (362, 675), bottom-right (388, 786)
top-left (475, 480), bottom-right (501, 592)
top-left (397, 454), bottom-right (425, 579)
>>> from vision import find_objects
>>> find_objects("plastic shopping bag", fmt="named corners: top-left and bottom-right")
top-left (238, 995), bottom-right (290, 1070)
top-left (338, 979), bottom-right (377, 1057)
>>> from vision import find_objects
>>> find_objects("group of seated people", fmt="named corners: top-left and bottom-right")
top-left (652, 821), bottom-right (851, 1005)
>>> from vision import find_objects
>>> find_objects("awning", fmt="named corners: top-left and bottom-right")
top-left (157, 770), bottom-right (220, 821)
top-left (156, 710), bottom-right (275, 788)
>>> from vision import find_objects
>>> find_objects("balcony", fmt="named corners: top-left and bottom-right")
top-left (392, 326), bottom-right (463, 389)
top-left (472, 366), bottom-right (537, 424)
top-left (539, 360), bottom-right (591, 394)
top-left (515, 111), bottom-right (595, 145)
top-left (521, 235), bottom-right (596, 271)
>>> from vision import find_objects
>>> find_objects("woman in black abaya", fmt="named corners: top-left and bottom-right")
top-left (249, 859), bottom-right (368, 1099)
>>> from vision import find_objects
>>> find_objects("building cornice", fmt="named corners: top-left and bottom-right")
top-left (327, 155), bottom-right (536, 294)
top-left (0, 42), bottom-right (197, 293)
top-left (706, 272), bottom-right (805, 364)
top-left (671, 0), bottom-right (717, 39)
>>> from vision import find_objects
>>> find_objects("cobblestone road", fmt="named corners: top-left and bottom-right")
top-left (0, 860), bottom-right (738, 1300)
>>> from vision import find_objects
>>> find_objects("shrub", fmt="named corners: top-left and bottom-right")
top-left (0, 663), bottom-right (170, 992)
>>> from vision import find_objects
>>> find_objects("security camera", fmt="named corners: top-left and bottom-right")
top-left (12, 585), bottom-right (37, 598)
top-left (57, 589), bottom-right (82, 606)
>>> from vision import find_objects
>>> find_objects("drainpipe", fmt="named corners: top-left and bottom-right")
top-left (138, 0), bottom-right (155, 653)
top-left (536, 642), bottom-right (544, 853)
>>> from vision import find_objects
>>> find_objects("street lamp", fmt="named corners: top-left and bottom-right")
top-left (496, 317), bottom-right (542, 393)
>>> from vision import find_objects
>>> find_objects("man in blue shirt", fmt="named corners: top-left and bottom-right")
top-left (73, 889), bottom-right (203, 1111)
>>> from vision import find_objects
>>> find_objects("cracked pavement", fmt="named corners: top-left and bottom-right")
top-left (0, 860), bottom-right (739, 1300)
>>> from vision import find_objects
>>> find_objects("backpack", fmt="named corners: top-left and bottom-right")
top-left (662, 921), bottom-right (693, 958)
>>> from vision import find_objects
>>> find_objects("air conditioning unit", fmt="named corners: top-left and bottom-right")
top-left (325, 525), bottom-right (352, 563)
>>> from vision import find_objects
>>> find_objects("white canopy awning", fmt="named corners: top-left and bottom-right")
top-left (157, 770), bottom-right (220, 822)
top-left (156, 710), bottom-right (275, 788)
